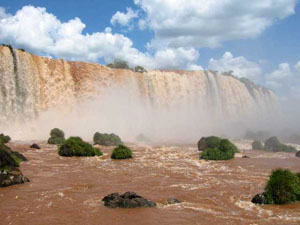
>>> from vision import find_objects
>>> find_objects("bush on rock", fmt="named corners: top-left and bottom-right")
top-left (48, 128), bottom-right (65, 145)
top-left (59, 137), bottom-right (102, 157)
top-left (111, 145), bottom-right (132, 159)
top-left (93, 132), bottom-right (123, 146)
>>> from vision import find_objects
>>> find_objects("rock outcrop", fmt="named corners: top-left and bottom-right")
top-left (0, 142), bottom-right (29, 187)
top-left (102, 192), bottom-right (157, 208)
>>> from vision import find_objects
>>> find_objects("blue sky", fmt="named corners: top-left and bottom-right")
top-left (0, 0), bottom-right (299, 98)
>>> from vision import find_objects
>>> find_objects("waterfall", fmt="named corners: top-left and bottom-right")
top-left (0, 46), bottom-right (277, 141)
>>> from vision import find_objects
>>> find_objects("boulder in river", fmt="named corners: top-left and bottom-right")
top-left (102, 192), bottom-right (157, 208)
top-left (251, 192), bottom-right (269, 205)
top-left (166, 197), bottom-right (181, 204)
top-left (30, 143), bottom-right (41, 149)
top-left (0, 167), bottom-right (29, 187)
top-left (0, 142), bottom-right (29, 187)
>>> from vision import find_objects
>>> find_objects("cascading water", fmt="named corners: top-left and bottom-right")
top-left (0, 46), bottom-right (277, 141)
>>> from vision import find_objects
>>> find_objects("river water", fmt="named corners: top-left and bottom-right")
top-left (1, 141), bottom-right (300, 225)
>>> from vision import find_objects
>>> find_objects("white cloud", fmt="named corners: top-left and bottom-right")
top-left (110, 7), bottom-right (138, 27)
top-left (0, 7), bottom-right (10, 19)
top-left (208, 52), bottom-right (262, 81)
top-left (294, 61), bottom-right (300, 73)
top-left (0, 6), bottom-right (200, 69)
top-left (134, 0), bottom-right (297, 49)
top-left (265, 62), bottom-right (300, 97)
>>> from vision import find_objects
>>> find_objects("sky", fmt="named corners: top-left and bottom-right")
top-left (0, 0), bottom-right (300, 99)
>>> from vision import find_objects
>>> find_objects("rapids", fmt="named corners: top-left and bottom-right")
top-left (0, 140), bottom-right (299, 225)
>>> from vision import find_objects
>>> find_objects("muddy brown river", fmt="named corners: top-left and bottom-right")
top-left (1, 140), bottom-right (300, 225)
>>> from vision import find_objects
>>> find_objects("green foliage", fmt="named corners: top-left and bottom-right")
top-left (296, 151), bottom-right (300, 158)
top-left (205, 136), bottom-right (222, 148)
top-left (111, 145), bottom-right (133, 159)
top-left (48, 128), bottom-right (65, 145)
top-left (252, 140), bottom-right (264, 150)
top-left (134, 66), bottom-right (147, 73)
top-left (200, 138), bottom-right (237, 160)
top-left (93, 132), bottom-right (123, 146)
top-left (265, 169), bottom-right (300, 204)
top-left (0, 143), bottom-right (20, 171)
top-left (0, 133), bottom-right (11, 144)
top-left (264, 136), bottom-right (297, 152)
top-left (48, 136), bottom-right (65, 145)
top-left (50, 128), bottom-right (65, 138)
top-left (58, 137), bottom-right (102, 157)
top-left (107, 60), bottom-right (130, 70)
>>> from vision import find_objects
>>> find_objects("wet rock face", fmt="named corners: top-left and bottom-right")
top-left (30, 143), bottom-right (41, 149)
top-left (197, 137), bottom-right (207, 151)
top-left (166, 197), bottom-right (181, 204)
top-left (0, 168), bottom-right (29, 187)
top-left (102, 192), bottom-right (157, 208)
top-left (251, 192), bottom-right (269, 205)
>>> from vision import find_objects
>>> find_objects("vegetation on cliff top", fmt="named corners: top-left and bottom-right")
top-left (107, 59), bottom-right (147, 73)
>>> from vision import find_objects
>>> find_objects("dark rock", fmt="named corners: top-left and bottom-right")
top-left (30, 143), bottom-right (41, 149)
top-left (242, 155), bottom-right (250, 158)
top-left (166, 197), bottom-right (181, 204)
top-left (251, 192), bottom-right (269, 205)
top-left (102, 192), bottom-right (157, 208)
top-left (0, 167), bottom-right (29, 187)
top-left (197, 137), bottom-right (207, 151)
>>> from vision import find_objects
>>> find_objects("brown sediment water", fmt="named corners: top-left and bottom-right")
top-left (1, 141), bottom-right (300, 225)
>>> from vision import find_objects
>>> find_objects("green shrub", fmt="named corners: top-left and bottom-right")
top-left (252, 140), bottom-right (264, 150)
top-left (107, 60), bottom-right (130, 70)
top-left (58, 137), bottom-right (102, 157)
top-left (296, 151), bottom-right (300, 158)
top-left (93, 132), bottom-right (123, 146)
top-left (0, 133), bottom-right (11, 144)
top-left (264, 136), bottom-right (296, 152)
top-left (265, 169), bottom-right (300, 204)
top-left (200, 138), bottom-right (237, 160)
top-left (48, 136), bottom-right (65, 145)
top-left (205, 136), bottom-right (222, 148)
top-left (48, 128), bottom-right (65, 145)
top-left (111, 145), bottom-right (132, 159)
top-left (50, 128), bottom-right (65, 139)
top-left (0, 142), bottom-right (23, 171)
top-left (134, 66), bottom-right (147, 73)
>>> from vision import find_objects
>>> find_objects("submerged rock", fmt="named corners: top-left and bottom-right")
top-left (102, 192), bottom-right (157, 208)
top-left (251, 192), bottom-right (269, 205)
top-left (166, 197), bottom-right (181, 204)
top-left (30, 143), bottom-right (41, 149)
top-left (0, 167), bottom-right (29, 187)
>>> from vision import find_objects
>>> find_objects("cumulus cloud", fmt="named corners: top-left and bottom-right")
top-left (134, 0), bottom-right (297, 49)
top-left (110, 7), bottom-right (138, 28)
top-left (0, 5), bottom-right (199, 69)
top-left (0, 7), bottom-right (10, 19)
top-left (265, 62), bottom-right (300, 98)
top-left (208, 52), bottom-right (262, 81)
